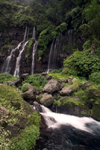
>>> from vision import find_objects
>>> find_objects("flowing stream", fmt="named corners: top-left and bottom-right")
top-left (31, 41), bottom-right (37, 75)
top-left (34, 105), bottom-right (100, 150)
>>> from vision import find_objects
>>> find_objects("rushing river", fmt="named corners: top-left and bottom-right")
top-left (34, 105), bottom-right (100, 150)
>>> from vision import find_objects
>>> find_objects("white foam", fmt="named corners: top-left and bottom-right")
top-left (40, 105), bottom-right (100, 133)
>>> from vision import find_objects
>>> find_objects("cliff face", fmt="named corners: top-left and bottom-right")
top-left (0, 28), bottom-right (85, 76)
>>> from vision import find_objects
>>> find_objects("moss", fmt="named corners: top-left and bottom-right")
top-left (0, 73), bottom-right (17, 83)
top-left (0, 84), bottom-right (40, 149)
top-left (26, 38), bottom-right (35, 53)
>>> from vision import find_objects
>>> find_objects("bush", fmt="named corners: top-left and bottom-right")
top-left (63, 50), bottom-right (100, 78)
top-left (21, 83), bottom-right (30, 92)
top-left (50, 69), bottom-right (63, 73)
top-left (22, 75), bottom-right (47, 90)
top-left (89, 72), bottom-right (100, 84)
top-left (0, 73), bottom-right (17, 83)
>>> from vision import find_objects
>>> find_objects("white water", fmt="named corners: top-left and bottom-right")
top-left (1, 42), bottom-right (22, 73)
top-left (23, 27), bottom-right (27, 42)
top-left (47, 42), bottom-right (54, 73)
top-left (31, 41), bottom-right (37, 75)
top-left (32, 27), bottom-right (35, 40)
top-left (47, 35), bottom-right (62, 73)
top-left (14, 41), bottom-right (28, 77)
top-left (40, 105), bottom-right (100, 133)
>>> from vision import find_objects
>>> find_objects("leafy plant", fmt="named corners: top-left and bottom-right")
top-left (89, 72), bottom-right (100, 84)
top-left (0, 73), bottom-right (17, 83)
top-left (22, 75), bottom-right (47, 90)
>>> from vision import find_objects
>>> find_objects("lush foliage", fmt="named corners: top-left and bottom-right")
top-left (89, 72), bottom-right (100, 84)
top-left (22, 75), bottom-right (47, 90)
top-left (0, 84), bottom-right (40, 149)
top-left (63, 50), bottom-right (100, 78)
top-left (0, 73), bottom-right (17, 83)
top-left (21, 83), bottom-right (30, 92)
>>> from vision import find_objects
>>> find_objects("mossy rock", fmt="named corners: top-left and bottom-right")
top-left (0, 84), bottom-right (40, 150)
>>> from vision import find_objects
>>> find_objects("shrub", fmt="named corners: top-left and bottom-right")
top-left (21, 83), bottom-right (30, 92)
top-left (26, 38), bottom-right (35, 53)
top-left (89, 72), bottom-right (100, 84)
top-left (50, 69), bottom-right (63, 73)
top-left (22, 75), bottom-right (47, 90)
top-left (63, 50), bottom-right (100, 78)
top-left (0, 73), bottom-right (17, 83)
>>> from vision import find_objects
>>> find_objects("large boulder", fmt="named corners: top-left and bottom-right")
top-left (22, 85), bottom-right (40, 103)
top-left (60, 85), bottom-right (73, 96)
top-left (43, 79), bottom-right (60, 93)
top-left (40, 93), bottom-right (54, 106)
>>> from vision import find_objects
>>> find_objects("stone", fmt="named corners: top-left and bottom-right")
top-left (41, 72), bottom-right (47, 76)
top-left (20, 73), bottom-right (29, 80)
top-left (40, 93), bottom-right (54, 106)
top-left (60, 82), bottom-right (66, 90)
top-left (45, 75), bottom-right (52, 80)
top-left (4, 79), bottom-right (21, 86)
top-left (68, 77), bottom-right (77, 84)
top-left (43, 79), bottom-right (60, 93)
top-left (22, 85), bottom-right (40, 102)
top-left (82, 81), bottom-right (93, 89)
top-left (61, 79), bottom-right (68, 83)
top-left (60, 85), bottom-right (73, 96)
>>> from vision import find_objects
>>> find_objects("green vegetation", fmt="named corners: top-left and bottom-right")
top-left (89, 72), bottom-right (100, 84)
top-left (63, 50), bottom-right (100, 78)
top-left (21, 83), bottom-right (30, 92)
top-left (0, 73), bottom-right (17, 83)
top-left (26, 38), bottom-right (34, 53)
top-left (0, 84), bottom-right (40, 149)
top-left (22, 75), bottom-right (47, 91)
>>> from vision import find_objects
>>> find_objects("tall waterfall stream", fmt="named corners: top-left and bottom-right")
top-left (34, 105), bottom-right (100, 150)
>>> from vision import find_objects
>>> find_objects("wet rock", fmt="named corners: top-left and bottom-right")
top-left (20, 73), bottom-right (29, 81)
top-left (4, 79), bottom-right (21, 86)
top-left (61, 79), bottom-right (68, 83)
top-left (43, 79), bottom-right (60, 94)
top-left (40, 93), bottom-right (54, 106)
top-left (22, 85), bottom-right (40, 102)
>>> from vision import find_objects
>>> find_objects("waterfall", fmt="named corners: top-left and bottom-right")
top-left (23, 27), bottom-right (27, 42)
top-left (1, 27), bottom-right (28, 75)
top-left (1, 42), bottom-right (22, 74)
top-left (34, 105), bottom-right (100, 150)
top-left (32, 27), bottom-right (35, 40)
top-left (14, 41), bottom-right (28, 77)
top-left (68, 29), bottom-right (73, 55)
top-left (31, 41), bottom-right (37, 75)
top-left (47, 35), bottom-right (62, 73)
top-left (47, 42), bottom-right (54, 73)
top-left (40, 105), bottom-right (100, 133)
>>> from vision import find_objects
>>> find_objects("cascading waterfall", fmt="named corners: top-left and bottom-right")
top-left (32, 27), bottom-right (35, 40)
top-left (14, 41), bottom-right (28, 77)
top-left (47, 35), bottom-right (62, 73)
top-left (34, 105), bottom-right (100, 150)
top-left (1, 42), bottom-right (22, 74)
top-left (1, 27), bottom-right (28, 75)
top-left (31, 41), bottom-right (37, 75)
top-left (47, 42), bottom-right (54, 73)
top-left (68, 29), bottom-right (73, 55)
top-left (23, 27), bottom-right (27, 42)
